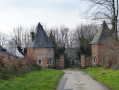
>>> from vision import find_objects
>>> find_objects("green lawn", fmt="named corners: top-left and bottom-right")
top-left (0, 69), bottom-right (64, 90)
top-left (83, 67), bottom-right (119, 90)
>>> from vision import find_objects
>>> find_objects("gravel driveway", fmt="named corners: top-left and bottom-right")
top-left (57, 70), bottom-right (109, 90)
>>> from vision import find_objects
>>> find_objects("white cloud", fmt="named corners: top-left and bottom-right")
top-left (0, 0), bottom-right (90, 34)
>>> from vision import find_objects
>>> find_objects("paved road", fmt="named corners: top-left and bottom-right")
top-left (57, 70), bottom-right (109, 90)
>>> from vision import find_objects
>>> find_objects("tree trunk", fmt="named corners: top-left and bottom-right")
top-left (112, 0), bottom-right (118, 41)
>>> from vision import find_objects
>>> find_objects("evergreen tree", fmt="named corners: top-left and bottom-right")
top-left (49, 31), bottom-right (60, 57)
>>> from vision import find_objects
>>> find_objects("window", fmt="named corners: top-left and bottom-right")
top-left (38, 58), bottom-right (42, 65)
top-left (94, 45), bottom-right (96, 51)
top-left (93, 55), bottom-right (97, 64)
top-left (48, 57), bottom-right (52, 65)
top-left (49, 48), bottom-right (52, 54)
top-left (102, 55), bottom-right (105, 65)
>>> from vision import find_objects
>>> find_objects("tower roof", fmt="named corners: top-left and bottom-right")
top-left (89, 21), bottom-right (111, 45)
top-left (31, 23), bottom-right (55, 48)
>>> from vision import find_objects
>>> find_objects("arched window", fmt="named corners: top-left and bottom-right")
top-left (94, 45), bottom-right (96, 51)
top-left (93, 55), bottom-right (97, 64)
top-left (38, 57), bottom-right (42, 65)
top-left (48, 57), bottom-right (52, 65)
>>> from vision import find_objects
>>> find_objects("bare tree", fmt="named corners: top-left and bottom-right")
top-left (81, 0), bottom-right (119, 40)
top-left (7, 38), bottom-right (17, 55)
top-left (49, 26), bottom-right (70, 48)
top-left (74, 24), bottom-right (98, 56)
top-left (100, 39), bottom-right (119, 69)
top-left (68, 32), bottom-right (78, 48)
top-left (9, 26), bottom-right (35, 56)
top-left (60, 26), bottom-right (69, 47)
top-left (0, 32), bottom-right (8, 47)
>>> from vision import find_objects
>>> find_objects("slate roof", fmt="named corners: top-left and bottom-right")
top-left (0, 45), bottom-right (7, 51)
top-left (89, 21), bottom-right (111, 45)
top-left (0, 45), bottom-right (18, 58)
top-left (31, 23), bottom-right (55, 48)
top-left (2, 51), bottom-right (19, 58)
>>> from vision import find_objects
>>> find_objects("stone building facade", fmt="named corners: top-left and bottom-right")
top-left (27, 23), bottom-right (55, 68)
top-left (89, 21), bottom-right (111, 66)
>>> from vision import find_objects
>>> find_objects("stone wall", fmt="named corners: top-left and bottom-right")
top-left (81, 55), bottom-right (85, 68)
top-left (81, 55), bottom-right (92, 68)
top-left (55, 55), bottom-right (64, 69)
top-left (85, 57), bottom-right (92, 67)
top-left (0, 51), bottom-right (18, 61)
top-left (27, 48), bottom-right (55, 68)
top-left (91, 45), bottom-right (103, 67)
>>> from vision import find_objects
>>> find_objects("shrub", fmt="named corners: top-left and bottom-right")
top-left (100, 40), bottom-right (119, 70)
top-left (0, 56), bottom-right (41, 80)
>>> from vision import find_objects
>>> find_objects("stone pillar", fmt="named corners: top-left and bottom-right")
top-left (81, 55), bottom-right (85, 68)
top-left (59, 55), bottom-right (64, 69)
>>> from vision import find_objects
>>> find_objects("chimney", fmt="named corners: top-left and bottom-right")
top-left (30, 32), bottom-right (35, 42)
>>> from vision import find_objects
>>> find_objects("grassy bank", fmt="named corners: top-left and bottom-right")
top-left (83, 67), bottom-right (119, 90)
top-left (0, 69), bottom-right (64, 90)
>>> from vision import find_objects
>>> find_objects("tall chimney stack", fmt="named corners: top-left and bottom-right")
top-left (30, 32), bottom-right (35, 42)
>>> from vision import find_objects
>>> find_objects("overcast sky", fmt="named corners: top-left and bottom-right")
top-left (0, 0), bottom-right (92, 34)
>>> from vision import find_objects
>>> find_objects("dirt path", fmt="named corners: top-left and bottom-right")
top-left (57, 70), bottom-right (109, 90)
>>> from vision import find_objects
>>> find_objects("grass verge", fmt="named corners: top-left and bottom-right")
top-left (0, 69), bottom-right (64, 90)
top-left (83, 67), bottom-right (119, 90)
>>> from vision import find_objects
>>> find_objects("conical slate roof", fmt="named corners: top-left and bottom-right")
top-left (32, 23), bottom-right (55, 48)
top-left (0, 45), bottom-right (7, 51)
top-left (89, 21), bottom-right (111, 45)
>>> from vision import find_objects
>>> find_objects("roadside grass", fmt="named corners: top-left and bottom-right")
top-left (0, 69), bottom-right (64, 90)
top-left (83, 67), bottom-right (119, 90)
